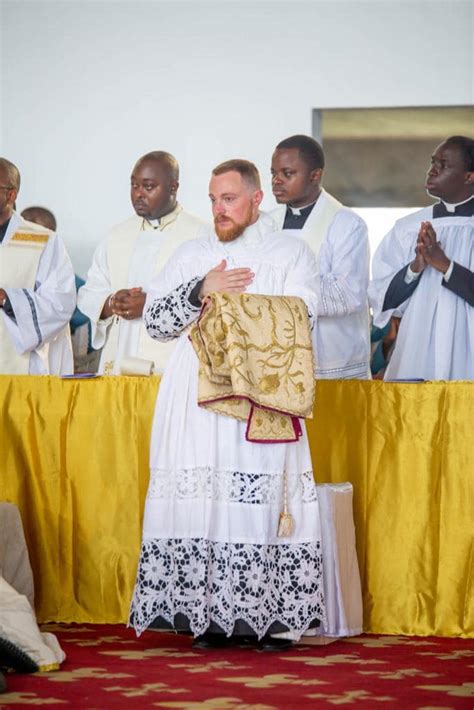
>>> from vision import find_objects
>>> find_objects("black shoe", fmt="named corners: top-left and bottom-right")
top-left (192, 632), bottom-right (234, 650)
top-left (0, 636), bottom-right (39, 673)
top-left (258, 635), bottom-right (293, 652)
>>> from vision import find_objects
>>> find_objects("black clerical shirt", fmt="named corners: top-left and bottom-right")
top-left (282, 202), bottom-right (316, 230)
top-left (432, 199), bottom-right (474, 219)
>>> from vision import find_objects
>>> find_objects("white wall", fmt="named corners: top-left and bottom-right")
top-left (1, 0), bottom-right (473, 275)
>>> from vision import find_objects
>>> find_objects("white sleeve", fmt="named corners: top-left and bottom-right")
top-left (76, 239), bottom-right (113, 350)
top-left (283, 239), bottom-right (319, 321)
top-left (405, 265), bottom-right (421, 283)
top-left (3, 234), bottom-right (76, 354)
top-left (443, 260), bottom-right (454, 282)
top-left (316, 212), bottom-right (369, 318)
top-left (369, 223), bottom-right (413, 328)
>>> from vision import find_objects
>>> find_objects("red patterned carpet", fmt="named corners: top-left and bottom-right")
top-left (1, 625), bottom-right (473, 709)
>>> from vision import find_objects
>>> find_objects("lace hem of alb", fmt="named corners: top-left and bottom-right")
top-left (147, 467), bottom-right (318, 505)
top-left (129, 537), bottom-right (326, 638)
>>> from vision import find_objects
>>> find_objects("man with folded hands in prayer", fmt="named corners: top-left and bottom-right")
top-left (369, 135), bottom-right (474, 380)
top-left (78, 151), bottom-right (206, 374)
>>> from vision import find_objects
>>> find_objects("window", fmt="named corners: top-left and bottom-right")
top-left (313, 106), bottom-right (474, 260)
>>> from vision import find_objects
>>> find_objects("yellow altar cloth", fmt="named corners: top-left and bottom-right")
top-left (1, 376), bottom-right (472, 637)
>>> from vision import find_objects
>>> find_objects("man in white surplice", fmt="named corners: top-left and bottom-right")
top-left (129, 160), bottom-right (326, 651)
top-left (0, 158), bottom-right (75, 375)
top-left (78, 151), bottom-right (207, 374)
top-left (271, 135), bottom-right (371, 380)
top-left (369, 135), bottom-right (474, 380)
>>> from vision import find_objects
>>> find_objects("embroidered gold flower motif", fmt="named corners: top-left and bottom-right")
top-left (259, 374), bottom-right (280, 394)
top-left (190, 293), bottom-right (315, 442)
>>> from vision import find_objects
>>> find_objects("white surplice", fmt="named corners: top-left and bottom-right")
top-left (271, 190), bottom-right (371, 379)
top-left (369, 208), bottom-right (474, 380)
top-left (77, 205), bottom-right (207, 374)
top-left (129, 214), bottom-right (327, 639)
top-left (0, 213), bottom-right (75, 375)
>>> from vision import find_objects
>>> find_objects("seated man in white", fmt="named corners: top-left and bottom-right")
top-left (78, 151), bottom-right (207, 374)
top-left (0, 158), bottom-right (75, 375)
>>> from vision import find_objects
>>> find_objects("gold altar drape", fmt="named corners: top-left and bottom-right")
top-left (1, 376), bottom-right (473, 637)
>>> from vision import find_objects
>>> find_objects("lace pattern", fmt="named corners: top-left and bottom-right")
top-left (148, 467), bottom-right (318, 505)
top-left (130, 538), bottom-right (325, 638)
top-left (320, 274), bottom-right (349, 317)
top-left (144, 276), bottom-right (201, 342)
top-left (315, 360), bottom-right (369, 379)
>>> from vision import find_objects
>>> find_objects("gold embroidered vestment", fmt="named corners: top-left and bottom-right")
top-left (189, 292), bottom-right (315, 442)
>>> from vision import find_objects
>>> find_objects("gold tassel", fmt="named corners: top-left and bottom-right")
top-left (277, 469), bottom-right (294, 537)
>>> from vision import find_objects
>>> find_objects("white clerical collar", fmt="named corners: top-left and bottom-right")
top-left (442, 196), bottom-right (474, 213)
top-left (288, 199), bottom-right (318, 216)
top-left (143, 204), bottom-right (182, 231)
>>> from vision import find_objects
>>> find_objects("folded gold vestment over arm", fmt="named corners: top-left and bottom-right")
top-left (189, 292), bottom-right (316, 443)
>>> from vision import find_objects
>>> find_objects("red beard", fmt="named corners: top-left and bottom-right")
top-left (214, 204), bottom-right (254, 242)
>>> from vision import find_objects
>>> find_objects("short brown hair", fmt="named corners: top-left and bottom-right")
top-left (212, 159), bottom-right (261, 190)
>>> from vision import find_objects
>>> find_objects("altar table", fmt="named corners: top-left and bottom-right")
top-left (1, 376), bottom-right (472, 637)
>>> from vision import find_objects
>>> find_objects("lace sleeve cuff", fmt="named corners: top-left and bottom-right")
top-left (144, 276), bottom-right (202, 342)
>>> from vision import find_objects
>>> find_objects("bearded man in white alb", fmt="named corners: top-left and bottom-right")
top-left (0, 158), bottom-right (75, 375)
top-left (129, 160), bottom-right (326, 651)
top-left (369, 135), bottom-right (474, 380)
top-left (78, 151), bottom-right (207, 374)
